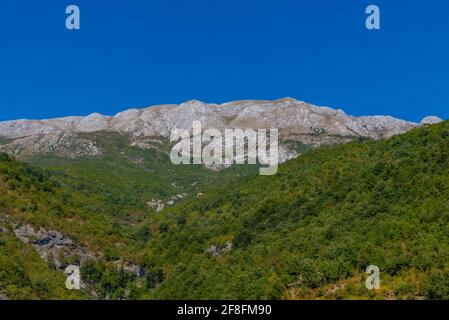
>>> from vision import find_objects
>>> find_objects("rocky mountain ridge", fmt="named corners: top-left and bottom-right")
top-left (0, 98), bottom-right (443, 160)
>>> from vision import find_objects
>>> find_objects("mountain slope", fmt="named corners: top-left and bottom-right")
top-left (2, 119), bottom-right (449, 300)
top-left (139, 120), bottom-right (449, 299)
top-left (0, 140), bottom-right (258, 299)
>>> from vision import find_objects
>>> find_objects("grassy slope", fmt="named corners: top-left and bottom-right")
top-left (0, 137), bottom-right (12, 146)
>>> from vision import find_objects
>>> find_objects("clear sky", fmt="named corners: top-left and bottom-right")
top-left (0, 0), bottom-right (448, 122)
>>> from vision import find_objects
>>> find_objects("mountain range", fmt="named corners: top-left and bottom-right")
top-left (0, 98), bottom-right (442, 162)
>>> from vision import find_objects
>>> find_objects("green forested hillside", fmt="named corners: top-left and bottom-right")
top-left (142, 121), bottom-right (449, 299)
top-left (28, 132), bottom-right (259, 206)
top-left (2, 122), bottom-right (449, 299)
top-left (0, 151), bottom-right (132, 299)
top-left (0, 231), bottom-right (86, 300)
top-left (0, 133), bottom-right (258, 299)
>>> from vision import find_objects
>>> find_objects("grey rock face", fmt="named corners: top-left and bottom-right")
top-left (420, 116), bottom-right (443, 125)
top-left (0, 98), bottom-right (424, 139)
top-left (0, 98), bottom-right (442, 162)
top-left (147, 199), bottom-right (165, 213)
top-left (13, 224), bottom-right (95, 270)
top-left (0, 133), bottom-right (102, 159)
top-left (207, 241), bottom-right (233, 256)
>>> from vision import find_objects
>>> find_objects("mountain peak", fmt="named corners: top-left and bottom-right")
top-left (181, 99), bottom-right (208, 106)
top-left (420, 116), bottom-right (443, 125)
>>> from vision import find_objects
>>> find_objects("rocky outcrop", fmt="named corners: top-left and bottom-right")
top-left (147, 194), bottom-right (188, 212)
top-left (147, 199), bottom-right (165, 213)
top-left (207, 242), bottom-right (233, 256)
top-left (0, 133), bottom-right (102, 159)
top-left (13, 224), bottom-right (96, 270)
top-left (420, 116), bottom-right (443, 125)
top-left (113, 260), bottom-right (146, 277)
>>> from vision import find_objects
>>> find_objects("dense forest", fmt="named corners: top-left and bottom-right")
top-left (1, 121), bottom-right (449, 299)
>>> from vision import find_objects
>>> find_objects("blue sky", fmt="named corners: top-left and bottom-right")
top-left (0, 0), bottom-right (448, 122)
